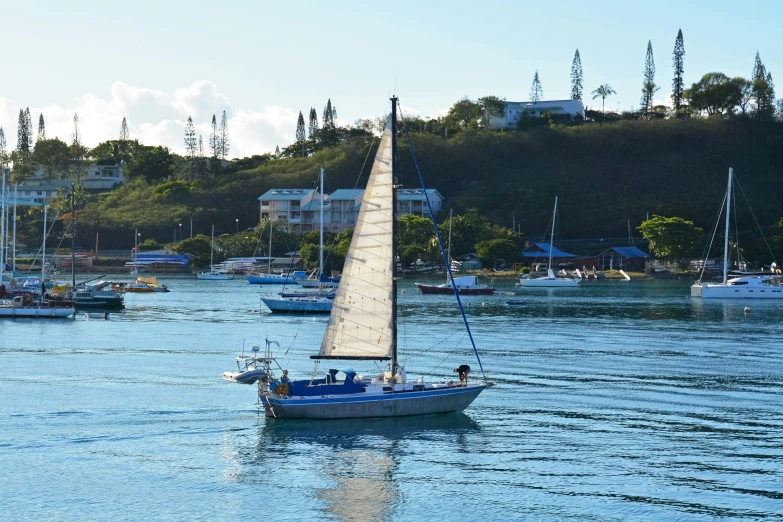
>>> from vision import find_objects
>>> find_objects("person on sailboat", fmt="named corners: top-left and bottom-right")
top-left (280, 370), bottom-right (290, 384)
top-left (453, 365), bottom-right (471, 386)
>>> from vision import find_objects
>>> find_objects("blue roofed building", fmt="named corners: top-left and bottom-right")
top-left (597, 246), bottom-right (650, 271)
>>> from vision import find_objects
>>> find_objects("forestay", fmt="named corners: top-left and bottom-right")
top-left (316, 117), bottom-right (395, 360)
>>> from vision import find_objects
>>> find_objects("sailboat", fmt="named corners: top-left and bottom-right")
top-left (246, 220), bottom-right (306, 284)
top-left (691, 168), bottom-right (783, 299)
top-left (519, 196), bottom-right (581, 288)
top-left (261, 168), bottom-right (333, 314)
top-left (225, 97), bottom-right (491, 419)
top-left (0, 174), bottom-right (74, 318)
top-left (415, 209), bottom-right (494, 295)
top-left (198, 225), bottom-right (234, 280)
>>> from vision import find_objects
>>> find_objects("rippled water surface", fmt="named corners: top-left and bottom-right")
top-left (1, 276), bottom-right (782, 521)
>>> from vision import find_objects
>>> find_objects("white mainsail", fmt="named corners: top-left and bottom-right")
top-left (317, 117), bottom-right (395, 359)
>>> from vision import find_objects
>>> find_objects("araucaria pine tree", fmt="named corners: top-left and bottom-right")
top-left (219, 111), bottom-right (230, 160)
top-left (209, 115), bottom-right (220, 175)
top-left (184, 117), bottom-right (197, 158)
top-left (119, 117), bottom-right (130, 141)
top-left (184, 116), bottom-right (197, 181)
top-left (197, 135), bottom-right (207, 180)
top-left (308, 107), bottom-right (319, 149)
top-left (570, 50), bottom-right (583, 102)
top-left (17, 109), bottom-right (30, 154)
top-left (295, 111), bottom-right (306, 157)
top-left (530, 70), bottom-right (543, 102)
top-left (751, 52), bottom-right (775, 120)
top-left (274, 145), bottom-right (280, 156)
top-left (321, 99), bottom-right (337, 146)
top-left (0, 128), bottom-right (8, 168)
top-left (70, 113), bottom-right (87, 184)
top-left (640, 41), bottom-right (659, 117)
top-left (37, 114), bottom-right (46, 141)
top-left (24, 108), bottom-right (33, 150)
top-left (671, 29), bottom-right (685, 113)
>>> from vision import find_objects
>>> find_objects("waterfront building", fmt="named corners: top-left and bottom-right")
top-left (17, 164), bottom-right (125, 202)
top-left (489, 100), bottom-right (585, 129)
top-left (258, 187), bottom-right (444, 232)
top-left (597, 246), bottom-right (650, 271)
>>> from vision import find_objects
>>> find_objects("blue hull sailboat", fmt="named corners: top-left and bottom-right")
top-left (226, 97), bottom-right (491, 419)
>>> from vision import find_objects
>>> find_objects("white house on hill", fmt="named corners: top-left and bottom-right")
top-left (489, 100), bottom-right (585, 129)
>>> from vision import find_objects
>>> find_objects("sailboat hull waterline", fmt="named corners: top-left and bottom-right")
top-left (260, 296), bottom-right (332, 314)
top-left (520, 276), bottom-right (581, 288)
top-left (264, 384), bottom-right (487, 419)
top-left (691, 278), bottom-right (783, 298)
top-left (197, 272), bottom-right (234, 280)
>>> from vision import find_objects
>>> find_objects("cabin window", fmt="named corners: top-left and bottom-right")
top-left (382, 386), bottom-right (392, 392)
top-left (413, 384), bottom-right (425, 391)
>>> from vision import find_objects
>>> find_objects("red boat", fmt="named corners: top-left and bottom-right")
top-left (415, 276), bottom-right (495, 295)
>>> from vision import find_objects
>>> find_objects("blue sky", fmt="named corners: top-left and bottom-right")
top-left (1, 0), bottom-right (781, 155)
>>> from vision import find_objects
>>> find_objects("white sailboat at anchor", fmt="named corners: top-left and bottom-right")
top-left (225, 97), bottom-right (492, 419)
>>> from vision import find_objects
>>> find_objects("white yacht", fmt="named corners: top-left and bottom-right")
top-left (691, 168), bottom-right (783, 299)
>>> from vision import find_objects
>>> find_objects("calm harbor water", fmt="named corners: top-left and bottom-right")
top-left (1, 276), bottom-right (782, 521)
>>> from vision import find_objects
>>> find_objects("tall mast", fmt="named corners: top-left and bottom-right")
top-left (319, 167), bottom-right (324, 279)
top-left (446, 208), bottom-right (453, 283)
top-left (71, 184), bottom-right (76, 288)
top-left (268, 218), bottom-right (273, 273)
top-left (391, 96), bottom-right (399, 374)
top-left (42, 200), bottom-right (47, 284)
top-left (12, 185), bottom-right (17, 275)
top-left (549, 196), bottom-right (558, 272)
top-left (210, 224), bottom-right (215, 269)
top-left (723, 168), bottom-right (733, 284)
top-left (0, 169), bottom-right (6, 280)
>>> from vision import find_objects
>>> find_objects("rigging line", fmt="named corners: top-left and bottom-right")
top-left (732, 182), bottom-right (740, 266)
top-left (406, 329), bottom-right (461, 375)
top-left (733, 174), bottom-right (778, 264)
top-left (398, 104), bottom-right (485, 376)
top-left (699, 191), bottom-right (728, 283)
top-left (421, 332), bottom-right (468, 378)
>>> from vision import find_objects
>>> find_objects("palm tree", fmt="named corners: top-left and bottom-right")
top-left (591, 84), bottom-right (617, 121)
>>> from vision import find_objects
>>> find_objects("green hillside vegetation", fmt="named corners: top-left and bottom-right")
top-left (19, 117), bottom-right (781, 266)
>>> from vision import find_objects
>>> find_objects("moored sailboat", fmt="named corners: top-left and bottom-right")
top-left (520, 197), bottom-right (581, 288)
top-left (226, 98), bottom-right (492, 419)
top-left (691, 168), bottom-right (783, 299)
top-left (260, 168), bottom-right (334, 314)
top-left (198, 225), bottom-right (234, 280)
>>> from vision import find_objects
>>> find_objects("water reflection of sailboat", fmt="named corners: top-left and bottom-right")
top-left (260, 414), bottom-right (479, 521)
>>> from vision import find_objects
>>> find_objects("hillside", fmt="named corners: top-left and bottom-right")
top-left (80, 118), bottom-right (783, 256)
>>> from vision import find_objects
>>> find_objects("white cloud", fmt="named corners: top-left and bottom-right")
top-left (0, 81), bottom-right (296, 158)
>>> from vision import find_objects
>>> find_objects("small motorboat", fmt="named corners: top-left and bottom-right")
top-left (222, 345), bottom-right (270, 384)
top-left (415, 275), bottom-right (495, 295)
